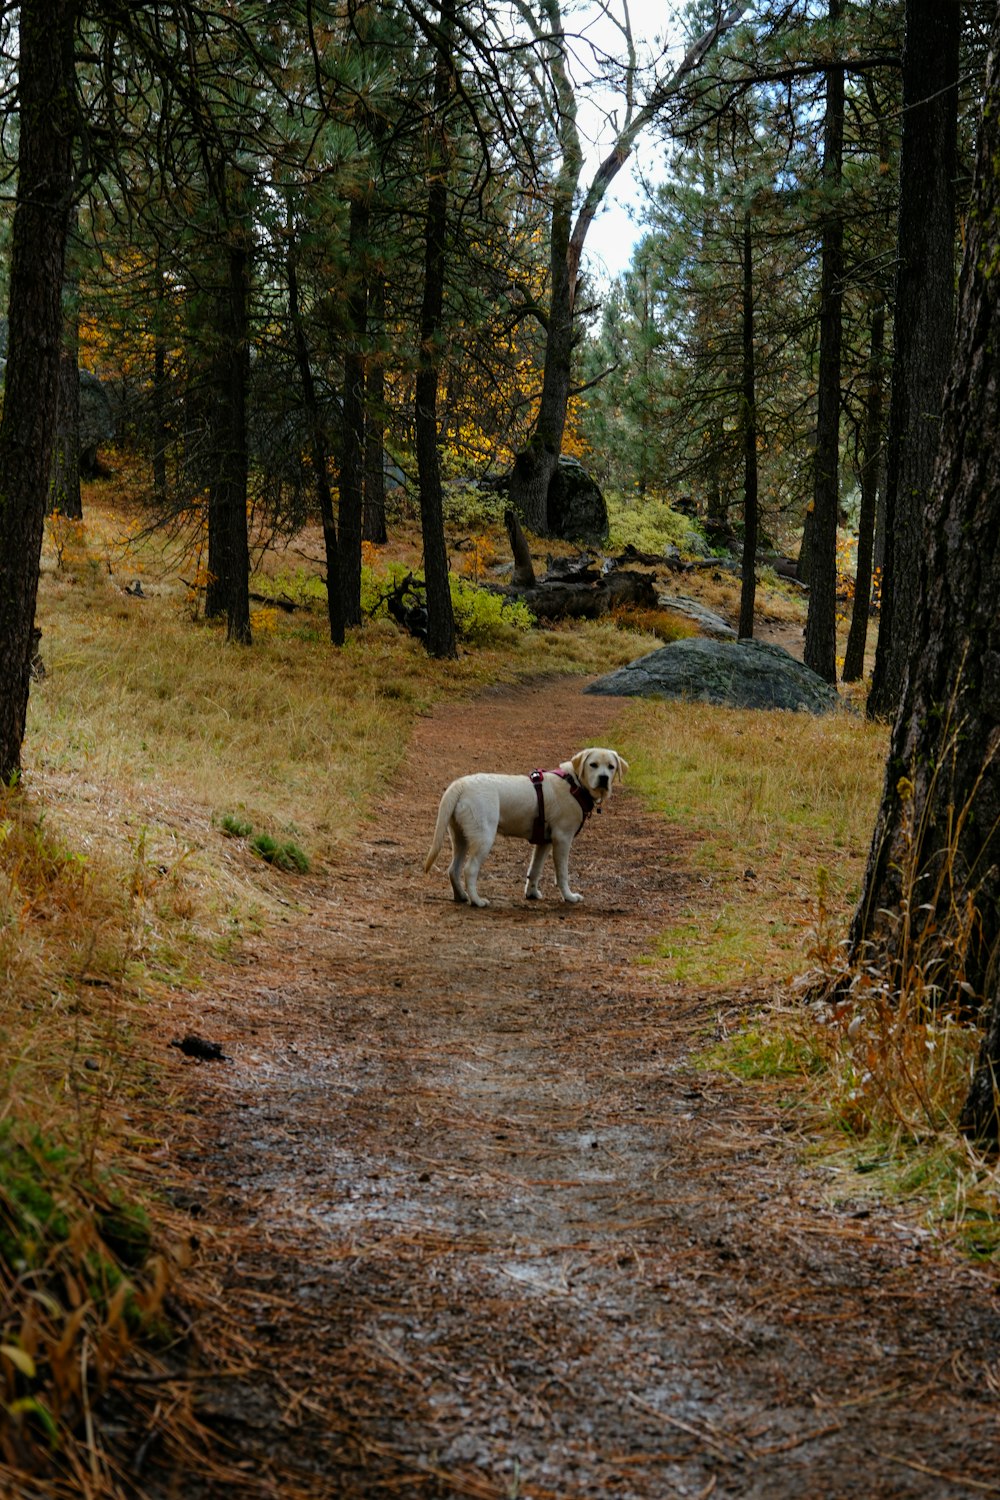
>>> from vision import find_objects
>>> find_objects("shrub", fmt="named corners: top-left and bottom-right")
top-left (250, 833), bottom-right (310, 874)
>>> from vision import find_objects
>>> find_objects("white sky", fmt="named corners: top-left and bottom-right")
top-left (572, 0), bottom-right (692, 281)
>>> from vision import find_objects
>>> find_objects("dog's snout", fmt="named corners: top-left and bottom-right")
top-left (598, 773), bottom-right (610, 788)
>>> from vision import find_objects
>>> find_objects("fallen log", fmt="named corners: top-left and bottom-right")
top-left (504, 569), bottom-right (658, 621)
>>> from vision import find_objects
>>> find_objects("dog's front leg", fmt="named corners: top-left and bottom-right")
top-left (524, 841), bottom-right (550, 900)
top-left (552, 834), bottom-right (583, 903)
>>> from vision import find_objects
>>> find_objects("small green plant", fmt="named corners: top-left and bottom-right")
top-left (220, 812), bottom-right (253, 838)
top-left (250, 832), bottom-right (310, 874)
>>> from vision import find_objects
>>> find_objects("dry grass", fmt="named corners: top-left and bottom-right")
top-left (1, 490), bottom-right (664, 1490)
top-left (624, 696), bottom-right (1000, 1260)
top-left (620, 698), bottom-right (888, 988)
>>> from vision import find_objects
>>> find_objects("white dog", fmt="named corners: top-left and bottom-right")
top-left (424, 748), bottom-right (628, 907)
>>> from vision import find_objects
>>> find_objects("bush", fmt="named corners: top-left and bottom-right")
top-left (362, 562), bottom-right (534, 647)
top-left (605, 491), bottom-right (708, 557)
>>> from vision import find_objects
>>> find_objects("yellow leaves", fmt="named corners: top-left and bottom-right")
top-left (1, 1344), bottom-right (36, 1380)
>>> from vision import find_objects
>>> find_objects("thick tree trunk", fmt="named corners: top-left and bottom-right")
top-left (867, 0), bottom-right (959, 719)
top-left (508, 203), bottom-right (575, 533)
top-left (152, 256), bottom-right (169, 506)
top-left (206, 235), bottom-right (251, 644)
top-left (738, 211), bottom-right (758, 641)
top-left (842, 303), bottom-right (885, 683)
top-left (288, 245), bottom-right (344, 646)
top-left (49, 346), bottom-right (82, 520)
top-left (362, 274), bottom-right (388, 546)
top-left (845, 15), bottom-right (1000, 1140)
top-left (340, 191), bottom-right (369, 627)
top-left (415, 4), bottom-right (456, 660)
top-left (803, 0), bottom-right (844, 686)
top-left (0, 0), bottom-right (77, 782)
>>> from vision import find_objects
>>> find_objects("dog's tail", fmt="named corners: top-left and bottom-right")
top-left (424, 780), bottom-right (462, 872)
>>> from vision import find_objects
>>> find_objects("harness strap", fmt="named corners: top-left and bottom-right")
top-left (528, 768), bottom-right (595, 845)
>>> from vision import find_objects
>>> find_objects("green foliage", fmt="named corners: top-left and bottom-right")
top-left (605, 491), bottom-right (709, 557)
top-left (0, 1123), bottom-right (151, 1281)
top-left (361, 561), bottom-right (534, 646)
top-left (698, 1024), bottom-right (826, 1082)
top-left (441, 480), bottom-right (510, 531)
top-left (250, 832), bottom-right (310, 874)
top-left (448, 574), bottom-right (534, 644)
top-left (219, 812), bottom-right (253, 838)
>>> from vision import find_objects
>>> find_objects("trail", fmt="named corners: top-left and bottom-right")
top-left (158, 677), bottom-right (1000, 1500)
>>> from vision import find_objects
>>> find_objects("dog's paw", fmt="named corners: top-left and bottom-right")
top-left (563, 891), bottom-right (584, 904)
top-left (524, 886), bottom-right (542, 900)
top-left (470, 896), bottom-right (490, 908)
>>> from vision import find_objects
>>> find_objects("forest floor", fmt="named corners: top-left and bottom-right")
top-left (144, 675), bottom-right (1000, 1500)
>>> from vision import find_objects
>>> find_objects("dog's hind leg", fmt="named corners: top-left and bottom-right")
top-left (447, 825), bottom-right (470, 903)
top-left (461, 831), bottom-right (495, 908)
top-left (524, 841), bottom-right (550, 900)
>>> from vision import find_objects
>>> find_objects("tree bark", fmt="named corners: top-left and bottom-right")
top-left (288, 243), bottom-right (345, 646)
top-left (842, 303), bottom-right (885, 683)
top-left (0, 0), bottom-right (77, 782)
top-left (362, 273), bottom-right (388, 546)
top-left (844, 12), bottom-right (1000, 1140)
top-left (803, 0), bottom-right (844, 685)
top-left (505, 0), bottom-right (750, 536)
top-left (205, 232), bottom-right (252, 644)
top-left (867, 0), bottom-right (960, 719)
top-left (738, 210), bottom-right (758, 641)
top-left (414, 3), bottom-right (457, 660)
top-left (340, 190), bottom-right (369, 627)
top-left (49, 346), bottom-right (82, 520)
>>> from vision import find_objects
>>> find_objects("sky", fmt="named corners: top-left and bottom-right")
top-left (571, 0), bottom-right (687, 282)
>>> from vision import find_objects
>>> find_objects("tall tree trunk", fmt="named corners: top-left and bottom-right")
top-left (0, 0), bottom-right (77, 783)
top-left (206, 233), bottom-right (251, 644)
top-left (49, 347), bottom-right (82, 520)
top-left (867, 0), bottom-right (960, 719)
top-left (340, 190), bottom-right (369, 628)
top-left (288, 243), bottom-right (344, 646)
top-left (362, 273), bottom-right (388, 546)
top-left (152, 254), bottom-right (169, 507)
top-left (508, 195), bottom-right (575, 534)
top-left (843, 13), bottom-right (1000, 1140)
top-left (842, 303), bottom-right (885, 683)
top-left (504, 1), bottom-right (750, 536)
top-left (803, 0), bottom-right (844, 685)
top-left (738, 210), bottom-right (758, 640)
top-left (414, 4), bottom-right (456, 661)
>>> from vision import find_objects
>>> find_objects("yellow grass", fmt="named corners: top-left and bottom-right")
top-left (617, 697), bottom-right (889, 988)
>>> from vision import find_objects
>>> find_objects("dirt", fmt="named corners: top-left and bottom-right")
top-left (146, 676), bottom-right (1000, 1500)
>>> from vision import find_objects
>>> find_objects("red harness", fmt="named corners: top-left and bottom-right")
top-left (528, 768), bottom-right (596, 845)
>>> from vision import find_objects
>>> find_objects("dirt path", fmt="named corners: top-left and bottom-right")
top-left (157, 678), bottom-right (1000, 1500)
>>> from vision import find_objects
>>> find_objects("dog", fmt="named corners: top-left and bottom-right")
top-left (424, 748), bottom-right (628, 907)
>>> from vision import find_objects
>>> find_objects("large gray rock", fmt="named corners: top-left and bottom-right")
top-left (586, 637), bottom-right (845, 714)
top-left (658, 592), bottom-right (736, 639)
top-left (548, 457), bottom-right (609, 544)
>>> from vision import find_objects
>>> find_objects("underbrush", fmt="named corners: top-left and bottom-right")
top-left (633, 699), bottom-right (999, 1260)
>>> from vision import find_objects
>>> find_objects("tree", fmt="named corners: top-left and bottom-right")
top-left (506, 0), bottom-right (751, 534)
top-left (0, 0), bottom-right (79, 782)
top-left (866, 0), bottom-right (960, 718)
top-left (414, 1), bottom-right (458, 660)
top-left (803, 0), bottom-right (845, 685)
top-left (844, 1), bottom-right (1000, 1141)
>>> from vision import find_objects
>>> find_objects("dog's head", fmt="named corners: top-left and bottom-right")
top-left (570, 748), bottom-right (629, 804)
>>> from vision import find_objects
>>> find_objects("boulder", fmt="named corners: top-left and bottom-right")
top-left (547, 457), bottom-right (609, 544)
top-left (657, 592), bottom-right (736, 639)
top-left (585, 637), bottom-right (845, 715)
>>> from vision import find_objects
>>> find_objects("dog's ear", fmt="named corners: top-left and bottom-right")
top-left (571, 749), bottom-right (591, 780)
top-left (614, 753), bottom-right (629, 782)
